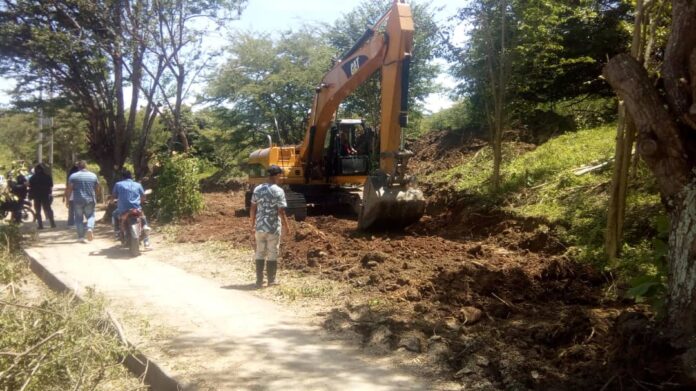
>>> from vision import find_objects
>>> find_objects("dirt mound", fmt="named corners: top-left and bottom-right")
top-left (407, 131), bottom-right (536, 180)
top-left (407, 131), bottom-right (487, 177)
top-left (199, 171), bottom-right (245, 193)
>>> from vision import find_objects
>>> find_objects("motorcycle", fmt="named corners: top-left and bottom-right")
top-left (118, 208), bottom-right (146, 256)
top-left (0, 199), bottom-right (35, 223)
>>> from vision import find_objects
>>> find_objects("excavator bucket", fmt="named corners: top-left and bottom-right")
top-left (358, 175), bottom-right (426, 230)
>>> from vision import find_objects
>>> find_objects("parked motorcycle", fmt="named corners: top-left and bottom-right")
top-left (118, 208), bottom-right (146, 256)
top-left (0, 199), bottom-right (35, 223)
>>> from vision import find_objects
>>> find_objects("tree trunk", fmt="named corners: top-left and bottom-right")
top-left (668, 185), bottom-right (696, 339)
top-left (605, 0), bottom-right (644, 260)
top-left (485, 0), bottom-right (506, 192)
top-left (604, 49), bottom-right (696, 380)
top-left (173, 64), bottom-right (189, 152)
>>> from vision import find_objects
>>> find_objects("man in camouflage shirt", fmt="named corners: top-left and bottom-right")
top-left (250, 165), bottom-right (290, 288)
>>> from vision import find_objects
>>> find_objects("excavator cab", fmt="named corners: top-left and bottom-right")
top-left (325, 119), bottom-right (373, 178)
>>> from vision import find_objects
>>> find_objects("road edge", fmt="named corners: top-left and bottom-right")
top-left (24, 248), bottom-right (184, 391)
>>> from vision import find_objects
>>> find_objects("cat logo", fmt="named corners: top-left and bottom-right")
top-left (342, 55), bottom-right (368, 78)
top-left (350, 57), bottom-right (360, 75)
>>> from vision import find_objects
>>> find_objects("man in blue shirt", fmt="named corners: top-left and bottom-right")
top-left (112, 170), bottom-right (151, 248)
top-left (65, 160), bottom-right (99, 243)
top-left (250, 165), bottom-right (290, 288)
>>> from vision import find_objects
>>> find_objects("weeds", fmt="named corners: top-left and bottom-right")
top-left (271, 276), bottom-right (342, 302)
top-left (0, 224), bottom-right (25, 284)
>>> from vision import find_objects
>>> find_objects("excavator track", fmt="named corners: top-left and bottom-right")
top-left (243, 189), bottom-right (306, 221)
top-left (285, 190), bottom-right (307, 221)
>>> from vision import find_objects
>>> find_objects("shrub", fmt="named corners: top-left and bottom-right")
top-left (152, 154), bottom-right (204, 221)
top-left (0, 224), bottom-right (24, 284)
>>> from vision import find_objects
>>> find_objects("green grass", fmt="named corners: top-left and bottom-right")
top-left (431, 124), bottom-right (616, 198)
top-left (426, 124), bottom-right (663, 271)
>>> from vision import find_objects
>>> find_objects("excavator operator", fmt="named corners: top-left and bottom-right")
top-left (339, 129), bottom-right (357, 156)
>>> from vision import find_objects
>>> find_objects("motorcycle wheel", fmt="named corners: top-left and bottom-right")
top-left (21, 206), bottom-right (35, 223)
top-left (128, 235), bottom-right (140, 257)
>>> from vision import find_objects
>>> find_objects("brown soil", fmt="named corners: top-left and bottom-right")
top-left (180, 130), bottom-right (686, 389)
top-left (178, 189), bottom-right (686, 390)
top-left (407, 131), bottom-right (488, 177)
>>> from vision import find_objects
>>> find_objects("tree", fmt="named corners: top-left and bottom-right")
top-left (0, 0), bottom-right (247, 185)
top-left (207, 29), bottom-right (335, 145)
top-left (449, 0), bottom-right (511, 191)
top-left (603, 0), bottom-right (696, 378)
top-left (0, 0), bottom-right (147, 187)
top-left (605, 0), bottom-right (671, 260)
top-left (448, 0), bottom-right (631, 131)
top-left (145, 0), bottom-right (246, 153)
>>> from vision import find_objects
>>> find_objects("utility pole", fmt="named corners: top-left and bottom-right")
top-left (37, 108), bottom-right (44, 164)
top-left (48, 117), bottom-right (54, 175)
top-left (48, 79), bottom-right (54, 170)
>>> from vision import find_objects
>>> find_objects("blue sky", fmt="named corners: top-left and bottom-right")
top-left (0, 0), bottom-right (462, 111)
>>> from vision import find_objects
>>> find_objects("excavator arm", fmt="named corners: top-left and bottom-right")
top-left (300, 1), bottom-right (413, 175)
top-left (300, 0), bottom-right (425, 230)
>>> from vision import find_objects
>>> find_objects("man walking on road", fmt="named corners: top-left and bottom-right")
top-left (29, 164), bottom-right (56, 229)
top-left (65, 161), bottom-right (99, 243)
top-left (65, 162), bottom-right (79, 227)
top-left (250, 165), bottom-right (290, 288)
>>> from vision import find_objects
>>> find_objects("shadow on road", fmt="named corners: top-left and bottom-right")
top-left (88, 245), bottom-right (136, 260)
top-left (160, 322), bottom-right (421, 390)
top-left (221, 283), bottom-right (258, 291)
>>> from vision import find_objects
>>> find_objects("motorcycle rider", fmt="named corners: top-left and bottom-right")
top-left (111, 170), bottom-right (151, 248)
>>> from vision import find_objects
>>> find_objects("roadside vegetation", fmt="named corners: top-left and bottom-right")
top-left (426, 124), bottom-right (665, 302)
top-left (0, 225), bottom-right (144, 390)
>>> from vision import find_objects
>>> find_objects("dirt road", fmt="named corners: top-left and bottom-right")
top-left (23, 189), bottom-right (437, 390)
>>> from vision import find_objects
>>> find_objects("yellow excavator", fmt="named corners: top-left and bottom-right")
top-left (245, 0), bottom-right (425, 230)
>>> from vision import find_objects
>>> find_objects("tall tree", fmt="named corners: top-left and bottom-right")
top-left (448, 0), bottom-right (631, 131)
top-left (147, 0), bottom-right (246, 153)
top-left (0, 0), bottom-right (246, 184)
top-left (603, 0), bottom-right (696, 378)
top-left (207, 29), bottom-right (335, 145)
top-left (0, 0), bottom-right (146, 187)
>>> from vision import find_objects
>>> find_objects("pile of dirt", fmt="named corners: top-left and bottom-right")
top-left (199, 171), bottom-right (245, 193)
top-left (177, 190), bottom-right (687, 389)
top-left (407, 131), bottom-right (487, 177)
top-left (407, 130), bottom-right (536, 180)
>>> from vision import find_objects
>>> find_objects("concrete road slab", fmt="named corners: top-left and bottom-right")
top-left (24, 188), bottom-right (427, 391)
